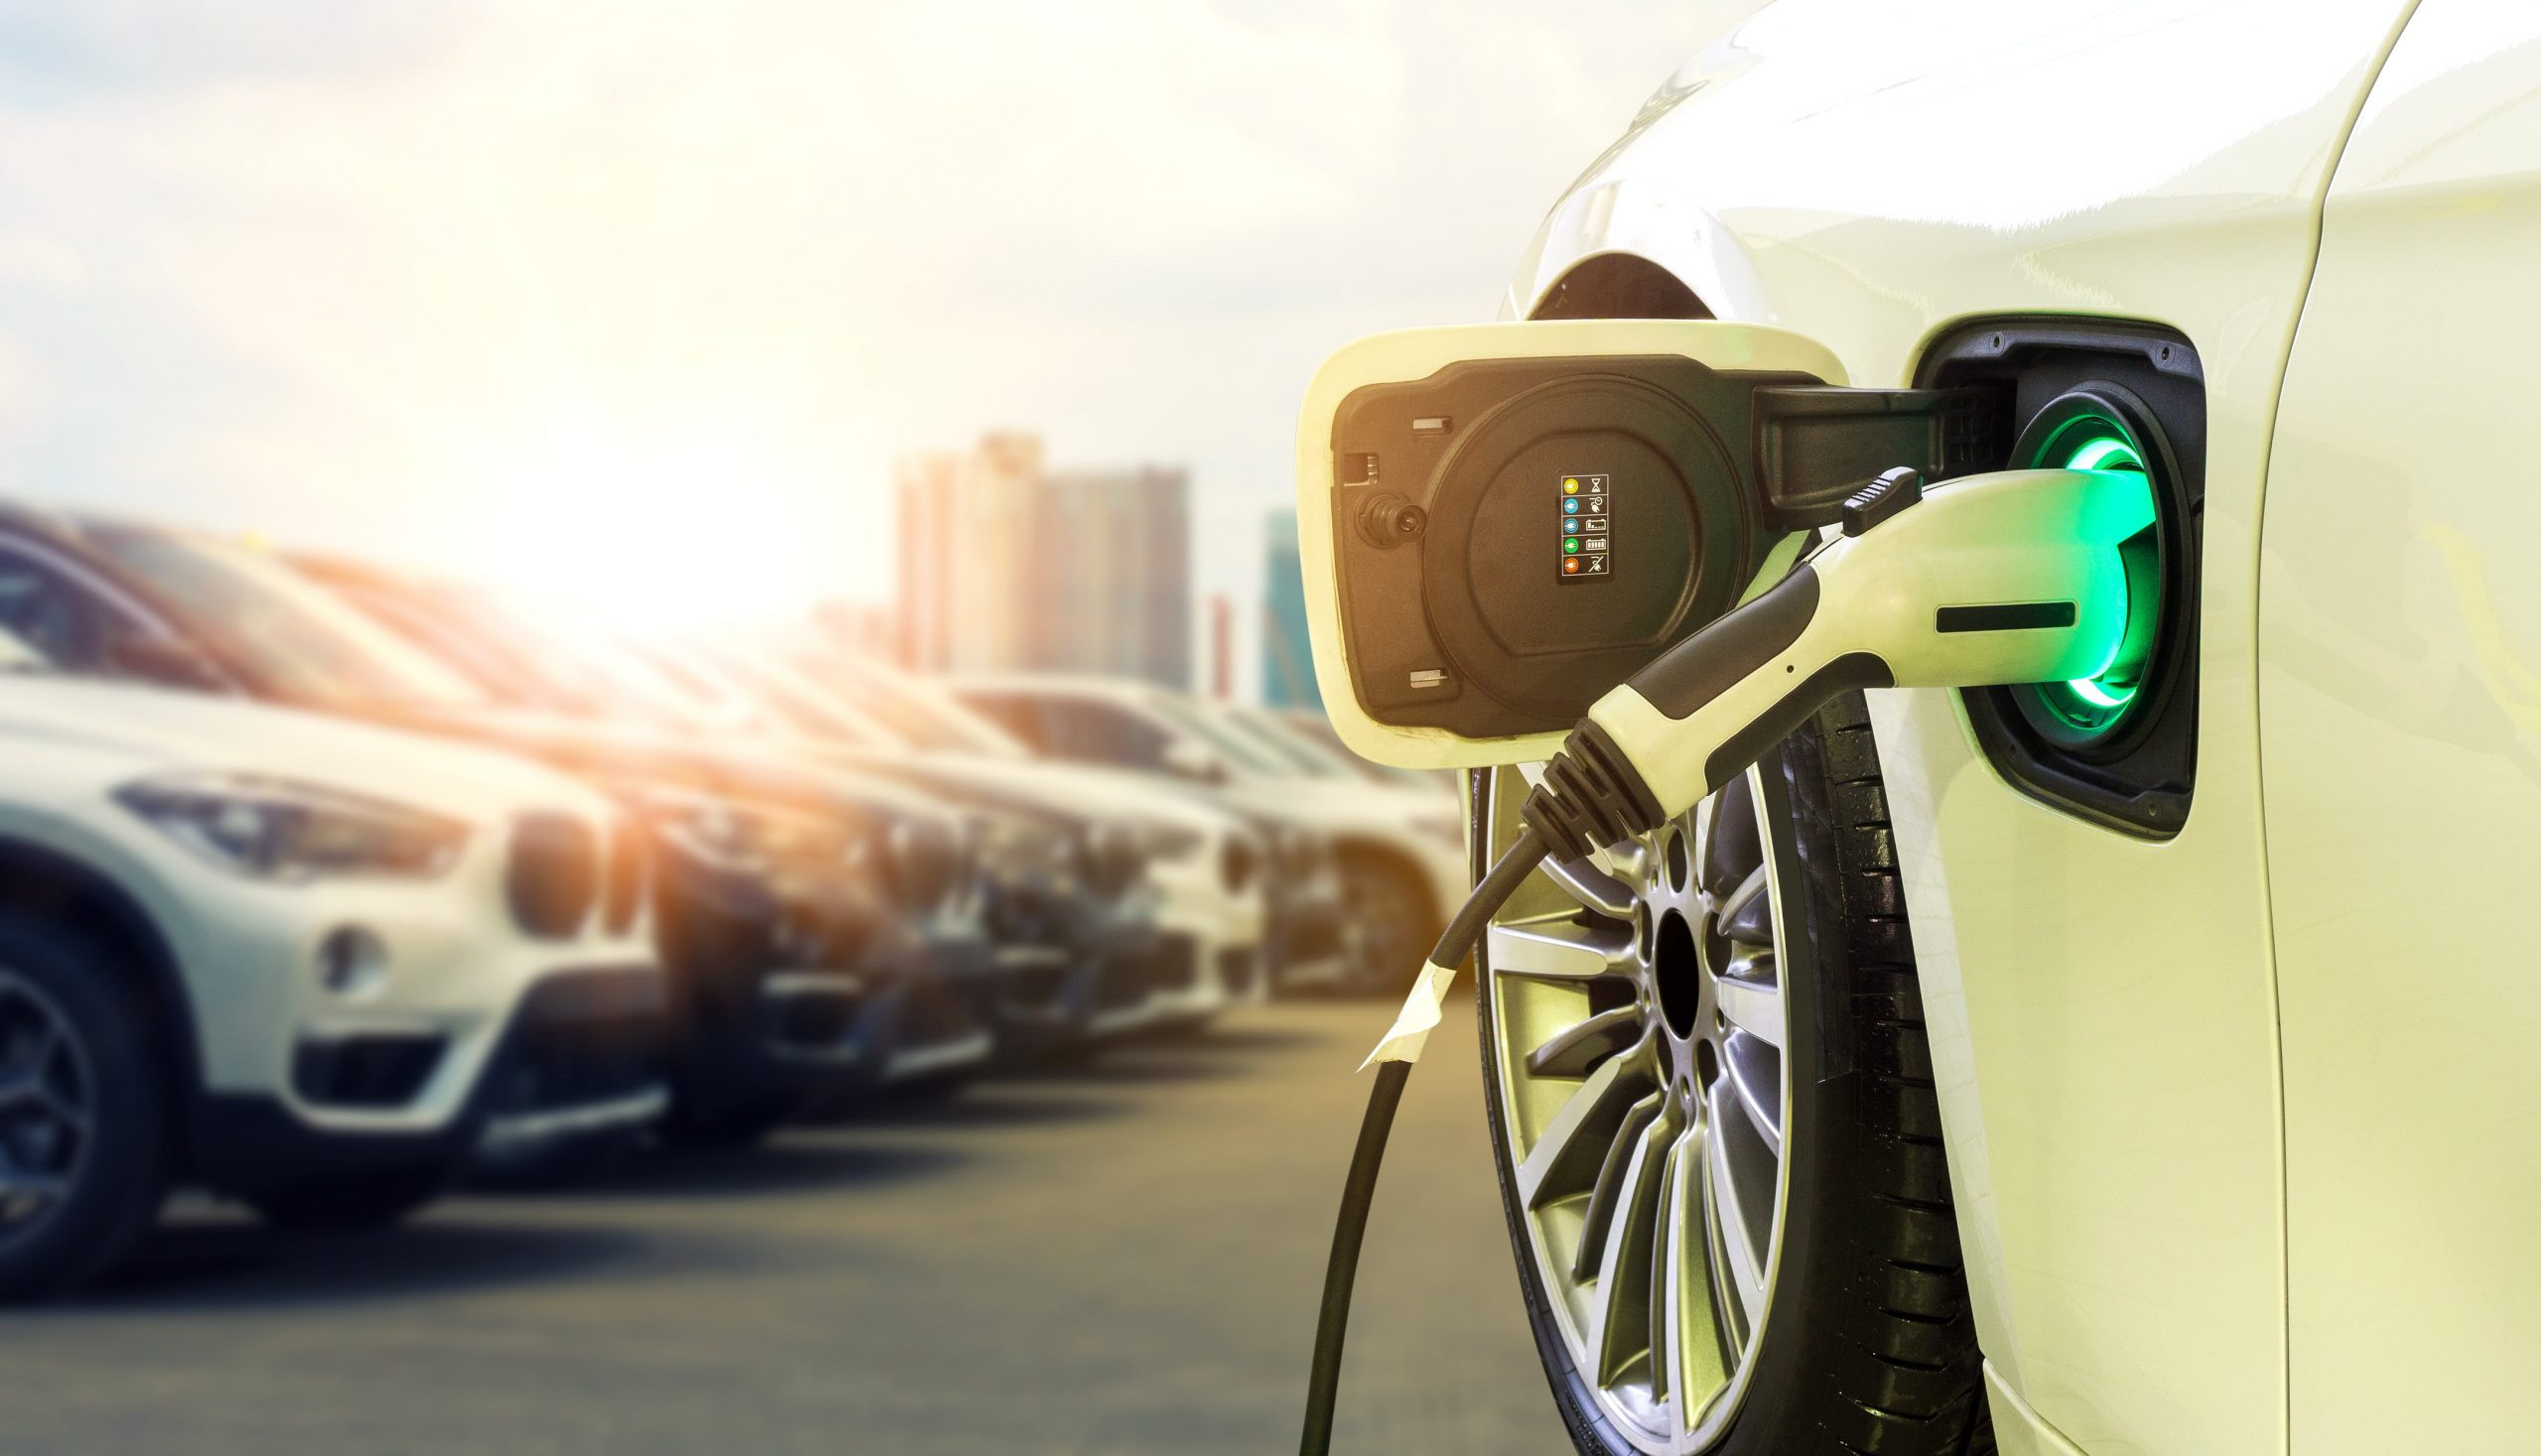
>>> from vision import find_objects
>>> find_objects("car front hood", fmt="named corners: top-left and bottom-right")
top-left (0, 675), bottom-right (601, 824)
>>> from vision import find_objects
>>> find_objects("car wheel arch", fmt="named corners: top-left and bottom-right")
top-left (0, 836), bottom-right (206, 1142)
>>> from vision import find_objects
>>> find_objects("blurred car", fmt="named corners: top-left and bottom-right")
top-left (691, 636), bottom-right (1270, 1029)
top-left (948, 675), bottom-right (1455, 994)
top-left (288, 558), bottom-right (1152, 1065)
top-left (0, 627), bottom-right (667, 1297)
top-left (0, 505), bottom-right (978, 1142)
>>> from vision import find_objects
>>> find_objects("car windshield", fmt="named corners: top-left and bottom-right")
top-left (84, 527), bottom-right (489, 713)
top-left (1141, 690), bottom-right (1294, 778)
top-left (791, 646), bottom-right (1032, 759)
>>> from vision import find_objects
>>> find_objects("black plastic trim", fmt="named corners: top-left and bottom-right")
top-left (1702, 652), bottom-right (1894, 790)
top-left (1936, 601), bottom-right (2075, 633)
top-left (1633, 566), bottom-right (1820, 720)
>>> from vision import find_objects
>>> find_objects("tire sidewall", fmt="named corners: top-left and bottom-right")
top-left (0, 914), bottom-right (170, 1300)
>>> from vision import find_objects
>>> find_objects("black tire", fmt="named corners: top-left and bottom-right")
top-left (0, 914), bottom-right (170, 1301)
top-left (247, 1165), bottom-right (450, 1231)
top-left (1336, 849), bottom-right (1443, 997)
top-left (655, 1093), bottom-right (793, 1150)
top-left (1480, 695), bottom-right (1992, 1455)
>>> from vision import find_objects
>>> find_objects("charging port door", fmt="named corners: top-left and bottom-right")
top-left (1297, 321), bottom-right (2000, 767)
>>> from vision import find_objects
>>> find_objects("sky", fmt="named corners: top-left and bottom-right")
top-left (0, 0), bottom-right (1714, 686)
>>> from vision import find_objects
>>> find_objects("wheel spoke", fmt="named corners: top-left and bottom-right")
top-left (1721, 1031), bottom-right (1783, 1157)
top-left (0, 1167), bottom-right (67, 1202)
top-left (1485, 916), bottom-right (1631, 982)
top-left (1542, 856), bottom-right (1639, 919)
top-left (1712, 863), bottom-right (1769, 932)
top-left (1586, 1106), bottom-right (1673, 1387)
top-left (1528, 1005), bottom-right (1643, 1079)
top-left (1698, 775), bottom-right (1761, 896)
top-left (1658, 1125), bottom-right (1730, 1430)
top-left (1713, 972), bottom-right (1785, 1050)
top-left (1517, 1042), bottom-right (1659, 1210)
top-left (1720, 883), bottom-right (1774, 946)
top-left (1703, 1101), bottom-right (1767, 1345)
top-left (1571, 1092), bottom-right (1666, 1282)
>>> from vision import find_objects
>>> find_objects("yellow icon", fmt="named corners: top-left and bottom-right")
top-left (1563, 478), bottom-right (1579, 493)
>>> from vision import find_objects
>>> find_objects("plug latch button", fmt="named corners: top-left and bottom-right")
top-left (1839, 466), bottom-right (1924, 537)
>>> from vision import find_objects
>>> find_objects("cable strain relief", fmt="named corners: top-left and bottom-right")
top-left (1520, 719), bottom-right (1667, 863)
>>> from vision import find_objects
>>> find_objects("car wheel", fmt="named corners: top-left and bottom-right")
top-left (1476, 694), bottom-right (1991, 1454)
top-left (1336, 850), bottom-right (1440, 997)
top-left (0, 915), bottom-right (169, 1301)
top-left (247, 1165), bottom-right (451, 1231)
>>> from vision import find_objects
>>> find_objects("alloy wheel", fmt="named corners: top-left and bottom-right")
top-left (1482, 763), bottom-right (1792, 1452)
top-left (0, 968), bottom-right (92, 1248)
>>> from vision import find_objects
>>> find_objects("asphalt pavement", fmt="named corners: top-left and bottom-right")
top-left (0, 997), bottom-right (1568, 1455)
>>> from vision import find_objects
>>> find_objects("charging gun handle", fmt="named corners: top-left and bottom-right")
top-left (1522, 465), bottom-right (2143, 862)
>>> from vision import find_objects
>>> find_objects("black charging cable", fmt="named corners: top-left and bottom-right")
top-left (1299, 827), bottom-right (1549, 1456)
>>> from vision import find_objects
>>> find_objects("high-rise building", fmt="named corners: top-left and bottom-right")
top-left (1030, 464), bottom-right (1190, 688)
top-left (894, 431), bottom-right (1044, 675)
top-left (1262, 508), bottom-right (1320, 709)
top-left (893, 434), bottom-right (1192, 688)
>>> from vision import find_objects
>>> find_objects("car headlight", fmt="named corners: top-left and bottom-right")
top-left (115, 772), bottom-right (467, 881)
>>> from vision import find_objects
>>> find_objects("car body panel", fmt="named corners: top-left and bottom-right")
top-left (2256, 7), bottom-right (2541, 1450)
top-left (1508, 3), bottom-right (2418, 1451)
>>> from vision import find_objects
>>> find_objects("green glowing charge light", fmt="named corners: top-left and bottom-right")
top-left (2036, 430), bottom-right (2159, 731)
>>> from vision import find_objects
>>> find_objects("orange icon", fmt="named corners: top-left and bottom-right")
top-left (1562, 559), bottom-right (1581, 574)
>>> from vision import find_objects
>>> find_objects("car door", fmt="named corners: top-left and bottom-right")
top-left (2255, 7), bottom-right (2541, 1451)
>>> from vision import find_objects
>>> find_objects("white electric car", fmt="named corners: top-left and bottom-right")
top-left (1291, 4), bottom-right (2541, 1453)
top-left (949, 675), bottom-right (1460, 994)
top-left (0, 634), bottom-right (667, 1297)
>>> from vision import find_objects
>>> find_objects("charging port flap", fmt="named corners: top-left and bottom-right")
top-left (1297, 320), bottom-right (1998, 768)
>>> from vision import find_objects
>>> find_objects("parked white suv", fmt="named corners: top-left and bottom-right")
top-left (0, 636), bottom-right (668, 1298)
top-left (949, 675), bottom-right (1460, 993)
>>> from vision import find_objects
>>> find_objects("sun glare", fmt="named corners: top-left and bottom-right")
top-left (461, 413), bottom-right (843, 632)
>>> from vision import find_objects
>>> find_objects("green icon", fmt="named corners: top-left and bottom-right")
top-left (1564, 538), bottom-right (1580, 553)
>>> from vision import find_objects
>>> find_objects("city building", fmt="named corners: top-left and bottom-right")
top-left (893, 434), bottom-right (1192, 688)
top-left (1261, 508), bottom-right (1319, 709)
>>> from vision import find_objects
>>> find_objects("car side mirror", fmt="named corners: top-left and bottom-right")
top-left (107, 633), bottom-right (226, 691)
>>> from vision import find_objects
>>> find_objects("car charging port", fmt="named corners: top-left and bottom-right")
top-left (1921, 318), bottom-right (2205, 839)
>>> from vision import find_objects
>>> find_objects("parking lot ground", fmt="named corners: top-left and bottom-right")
top-left (0, 996), bottom-right (1565, 1455)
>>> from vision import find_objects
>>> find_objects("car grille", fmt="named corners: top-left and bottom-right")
top-left (508, 813), bottom-right (599, 940)
top-left (1095, 946), bottom-right (1155, 1011)
top-left (484, 968), bottom-right (668, 1117)
top-left (1152, 932), bottom-right (1199, 992)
